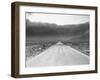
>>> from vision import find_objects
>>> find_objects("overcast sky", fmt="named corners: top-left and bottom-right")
top-left (26, 12), bottom-right (89, 25)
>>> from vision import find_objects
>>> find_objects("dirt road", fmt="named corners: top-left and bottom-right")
top-left (26, 42), bottom-right (89, 67)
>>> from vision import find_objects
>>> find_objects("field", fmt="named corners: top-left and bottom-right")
top-left (70, 42), bottom-right (89, 56)
top-left (25, 41), bottom-right (56, 60)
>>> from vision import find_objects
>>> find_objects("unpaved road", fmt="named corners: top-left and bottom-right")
top-left (26, 43), bottom-right (89, 67)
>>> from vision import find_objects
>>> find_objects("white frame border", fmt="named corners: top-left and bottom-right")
top-left (19, 6), bottom-right (96, 74)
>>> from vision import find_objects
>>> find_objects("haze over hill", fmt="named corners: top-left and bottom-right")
top-left (26, 19), bottom-right (89, 43)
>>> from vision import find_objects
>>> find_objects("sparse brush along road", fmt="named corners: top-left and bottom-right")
top-left (26, 42), bottom-right (89, 67)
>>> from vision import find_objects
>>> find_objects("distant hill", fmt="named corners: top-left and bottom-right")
top-left (26, 20), bottom-right (89, 42)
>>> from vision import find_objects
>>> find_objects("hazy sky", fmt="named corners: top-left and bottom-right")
top-left (26, 12), bottom-right (89, 25)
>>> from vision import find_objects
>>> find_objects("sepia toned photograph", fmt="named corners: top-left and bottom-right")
top-left (25, 12), bottom-right (90, 67)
